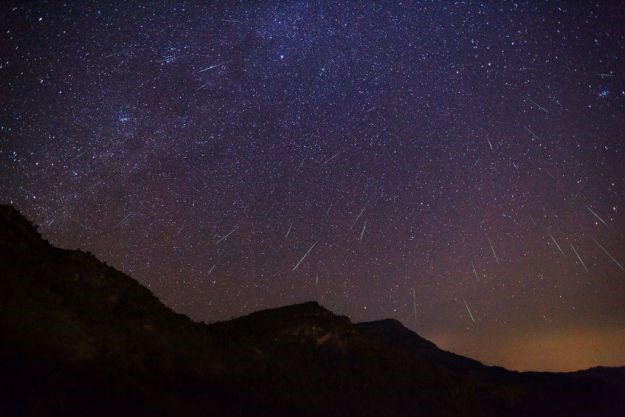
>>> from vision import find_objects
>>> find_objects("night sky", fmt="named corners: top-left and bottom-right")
top-left (2, 1), bottom-right (625, 372)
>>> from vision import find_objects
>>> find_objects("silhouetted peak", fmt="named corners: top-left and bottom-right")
top-left (266, 300), bottom-right (324, 311)
top-left (223, 301), bottom-right (352, 345)
top-left (0, 204), bottom-right (49, 255)
top-left (356, 318), bottom-right (437, 351)
top-left (358, 318), bottom-right (406, 331)
top-left (568, 366), bottom-right (625, 389)
top-left (237, 301), bottom-right (340, 322)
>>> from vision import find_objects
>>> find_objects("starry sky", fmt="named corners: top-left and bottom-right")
top-left (2, 1), bottom-right (625, 372)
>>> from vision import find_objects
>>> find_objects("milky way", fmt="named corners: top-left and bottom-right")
top-left (2, 1), bottom-right (625, 371)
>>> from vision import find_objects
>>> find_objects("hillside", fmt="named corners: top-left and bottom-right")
top-left (1, 204), bottom-right (623, 417)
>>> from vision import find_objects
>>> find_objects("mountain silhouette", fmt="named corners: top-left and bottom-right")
top-left (1, 204), bottom-right (623, 417)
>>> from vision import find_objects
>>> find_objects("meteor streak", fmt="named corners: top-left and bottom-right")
top-left (569, 242), bottom-right (589, 274)
top-left (488, 237), bottom-right (500, 265)
top-left (463, 299), bottom-right (476, 323)
top-left (591, 237), bottom-right (625, 272)
top-left (292, 240), bottom-right (319, 271)
top-left (215, 226), bottom-right (238, 245)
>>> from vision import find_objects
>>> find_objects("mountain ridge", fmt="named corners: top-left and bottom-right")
top-left (1, 204), bottom-right (624, 417)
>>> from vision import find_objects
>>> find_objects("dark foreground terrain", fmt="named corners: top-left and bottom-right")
top-left (1, 204), bottom-right (624, 417)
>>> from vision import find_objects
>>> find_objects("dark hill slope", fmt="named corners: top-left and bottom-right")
top-left (1, 204), bottom-right (623, 417)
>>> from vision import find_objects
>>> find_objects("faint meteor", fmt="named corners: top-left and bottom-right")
top-left (488, 237), bottom-right (500, 265)
top-left (472, 262), bottom-right (479, 280)
top-left (487, 138), bottom-right (493, 150)
top-left (525, 96), bottom-right (549, 114)
top-left (359, 220), bottom-right (367, 241)
top-left (284, 222), bottom-right (293, 241)
top-left (115, 213), bottom-right (132, 228)
top-left (292, 240), bottom-right (319, 271)
top-left (591, 237), bottom-right (625, 272)
top-left (463, 299), bottom-right (476, 323)
top-left (411, 288), bottom-right (417, 324)
top-left (296, 158), bottom-right (305, 172)
top-left (587, 205), bottom-right (608, 225)
top-left (323, 151), bottom-right (340, 165)
top-left (525, 126), bottom-right (540, 140)
top-left (196, 82), bottom-right (211, 91)
top-left (208, 264), bottom-right (216, 276)
top-left (215, 226), bottom-right (238, 245)
top-left (315, 274), bottom-right (319, 286)
top-left (221, 19), bottom-right (242, 24)
top-left (70, 151), bottom-right (86, 162)
top-left (350, 202), bottom-right (368, 229)
top-left (198, 62), bottom-right (225, 73)
top-left (543, 167), bottom-right (556, 180)
top-left (597, 73), bottom-right (614, 78)
top-left (529, 215), bottom-right (537, 226)
top-left (102, 50), bottom-right (123, 59)
top-left (549, 233), bottom-right (566, 257)
top-left (176, 223), bottom-right (185, 235)
top-left (326, 202), bottom-right (333, 216)
top-left (569, 242), bottom-right (589, 274)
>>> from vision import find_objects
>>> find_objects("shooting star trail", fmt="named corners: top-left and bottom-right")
top-left (323, 151), bottom-right (340, 165)
top-left (569, 242), bottom-right (589, 274)
top-left (207, 264), bottom-right (216, 276)
top-left (284, 223), bottom-right (292, 241)
top-left (463, 299), bottom-right (476, 323)
top-left (544, 167), bottom-right (556, 180)
top-left (326, 202), bottom-right (333, 216)
top-left (70, 151), bottom-right (86, 162)
top-left (215, 226), bottom-right (238, 245)
top-left (525, 96), bottom-right (549, 114)
top-left (472, 262), bottom-right (479, 280)
top-left (529, 215), bottom-right (537, 226)
top-left (176, 223), bottom-right (185, 235)
top-left (359, 220), bottom-right (367, 241)
top-left (296, 158), bottom-right (305, 172)
top-left (196, 82), bottom-right (211, 91)
top-left (587, 205), bottom-right (608, 225)
top-left (102, 50), bottom-right (123, 59)
top-left (487, 138), bottom-right (493, 150)
top-left (412, 288), bottom-right (417, 324)
top-left (292, 240), bottom-right (319, 271)
top-left (549, 233), bottom-right (566, 257)
top-left (198, 62), bottom-right (225, 73)
top-left (597, 73), bottom-right (614, 78)
top-left (591, 237), bottom-right (625, 272)
top-left (115, 213), bottom-right (132, 228)
top-left (488, 237), bottom-right (500, 265)
top-left (350, 202), bottom-right (368, 229)
top-left (525, 126), bottom-right (540, 140)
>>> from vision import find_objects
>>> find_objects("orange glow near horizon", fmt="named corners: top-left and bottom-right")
top-left (429, 326), bottom-right (625, 372)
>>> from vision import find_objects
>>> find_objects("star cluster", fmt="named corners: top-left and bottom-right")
top-left (2, 1), bottom-right (625, 371)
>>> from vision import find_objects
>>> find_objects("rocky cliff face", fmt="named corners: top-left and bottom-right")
top-left (1, 204), bottom-right (624, 417)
